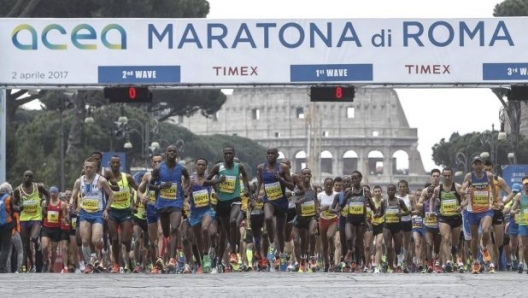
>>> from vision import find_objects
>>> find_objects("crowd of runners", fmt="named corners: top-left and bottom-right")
top-left (0, 145), bottom-right (527, 275)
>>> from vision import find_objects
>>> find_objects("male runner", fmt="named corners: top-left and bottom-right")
top-left (483, 160), bottom-right (513, 270)
top-left (462, 156), bottom-right (496, 274)
top-left (189, 158), bottom-right (216, 273)
top-left (206, 146), bottom-right (251, 267)
top-left (72, 157), bottom-right (115, 274)
top-left (433, 168), bottom-right (465, 272)
top-left (256, 148), bottom-right (294, 270)
top-left (150, 145), bottom-right (191, 271)
top-left (13, 170), bottom-right (49, 272)
top-left (138, 154), bottom-right (163, 273)
top-left (107, 155), bottom-right (143, 273)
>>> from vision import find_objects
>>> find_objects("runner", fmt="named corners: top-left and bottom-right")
top-left (383, 184), bottom-right (409, 273)
top-left (331, 176), bottom-right (351, 272)
top-left (397, 179), bottom-right (417, 273)
top-left (316, 177), bottom-right (338, 272)
top-left (255, 148), bottom-right (294, 271)
top-left (504, 183), bottom-right (522, 272)
top-left (189, 158), bottom-right (216, 273)
top-left (72, 157), bottom-right (115, 274)
top-left (510, 176), bottom-right (528, 274)
top-left (342, 171), bottom-right (380, 272)
top-left (107, 155), bottom-right (143, 273)
top-left (421, 184), bottom-right (442, 273)
top-left (282, 159), bottom-right (300, 272)
top-left (132, 189), bottom-right (148, 273)
top-left (12, 170), bottom-right (50, 273)
top-left (371, 185), bottom-right (386, 273)
top-left (411, 198), bottom-right (425, 273)
top-left (462, 156), bottom-right (496, 274)
top-left (138, 154), bottom-right (163, 273)
top-left (293, 168), bottom-right (318, 272)
top-left (150, 145), bottom-right (191, 271)
top-left (433, 168), bottom-right (465, 272)
top-left (483, 160), bottom-right (513, 270)
top-left (40, 186), bottom-right (68, 273)
top-left (206, 146), bottom-right (251, 269)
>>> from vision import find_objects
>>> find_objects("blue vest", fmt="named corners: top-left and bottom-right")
top-left (262, 162), bottom-right (288, 210)
top-left (155, 162), bottom-right (184, 210)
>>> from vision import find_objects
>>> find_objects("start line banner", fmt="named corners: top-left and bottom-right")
top-left (1, 18), bottom-right (528, 87)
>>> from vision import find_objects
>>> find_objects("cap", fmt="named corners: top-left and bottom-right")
top-left (523, 178), bottom-right (528, 186)
top-left (512, 183), bottom-right (522, 192)
top-left (0, 182), bottom-right (13, 194)
top-left (50, 186), bottom-right (59, 193)
top-left (472, 156), bottom-right (483, 164)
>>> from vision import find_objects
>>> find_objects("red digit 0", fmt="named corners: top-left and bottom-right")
top-left (129, 87), bottom-right (137, 99)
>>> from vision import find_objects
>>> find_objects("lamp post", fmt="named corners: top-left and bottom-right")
top-left (455, 151), bottom-right (468, 177)
top-left (498, 106), bottom-right (517, 164)
top-left (115, 109), bottom-right (159, 170)
top-left (480, 124), bottom-right (498, 165)
top-left (150, 139), bottom-right (185, 155)
top-left (84, 99), bottom-right (115, 151)
top-left (455, 151), bottom-right (484, 177)
top-left (57, 90), bottom-right (77, 191)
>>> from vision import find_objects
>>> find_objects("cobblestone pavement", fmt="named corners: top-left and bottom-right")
top-left (1, 272), bottom-right (528, 298)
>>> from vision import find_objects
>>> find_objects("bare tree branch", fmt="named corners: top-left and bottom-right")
top-left (6, 0), bottom-right (28, 17)
top-left (18, 0), bottom-right (42, 17)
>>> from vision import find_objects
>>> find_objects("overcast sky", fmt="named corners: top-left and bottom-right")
top-left (206, 0), bottom-right (505, 172)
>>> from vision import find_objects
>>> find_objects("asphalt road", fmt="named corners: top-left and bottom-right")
top-left (1, 272), bottom-right (527, 298)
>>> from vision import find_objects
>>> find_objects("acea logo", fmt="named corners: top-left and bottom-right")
top-left (11, 23), bottom-right (127, 50)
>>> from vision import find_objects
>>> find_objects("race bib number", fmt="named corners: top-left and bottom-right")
top-left (219, 176), bottom-right (236, 194)
top-left (521, 209), bottom-right (528, 224)
top-left (385, 209), bottom-right (399, 223)
top-left (472, 190), bottom-right (489, 208)
top-left (192, 189), bottom-right (210, 208)
top-left (148, 190), bottom-right (156, 204)
top-left (322, 209), bottom-right (335, 219)
top-left (160, 183), bottom-right (177, 200)
top-left (47, 211), bottom-right (59, 224)
top-left (264, 182), bottom-right (283, 201)
top-left (412, 216), bottom-right (423, 229)
top-left (114, 189), bottom-right (129, 203)
top-left (23, 200), bottom-right (38, 216)
top-left (81, 199), bottom-right (99, 212)
top-left (442, 199), bottom-right (458, 215)
top-left (425, 212), bottom-right (438, 226)
top-left (348, 201), bottom-right (364, 215)
top-left (301, 201), bottom-right (316, 217)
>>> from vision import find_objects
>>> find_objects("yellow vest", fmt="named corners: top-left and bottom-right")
top-left (111, 173), bottom-right (131, 209)
top-left (19, 183), bottom-right (42, 222)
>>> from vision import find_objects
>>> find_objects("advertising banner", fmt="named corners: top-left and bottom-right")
top-left (1, 18), bottom-right (528, 86)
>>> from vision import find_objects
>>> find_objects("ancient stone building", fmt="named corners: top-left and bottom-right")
top-left (180, 88), bottom-right (429, 188)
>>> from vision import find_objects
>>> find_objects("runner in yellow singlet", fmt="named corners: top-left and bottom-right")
top-left (12, 170), bottom-right (50, 273)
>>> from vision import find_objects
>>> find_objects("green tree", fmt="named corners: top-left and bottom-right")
top-left (10, 104), bottom-right (267, 186)
top-left (152, 123), bottom-right (266, 179)
top-left (432, 130), bottom-right (528, 171)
